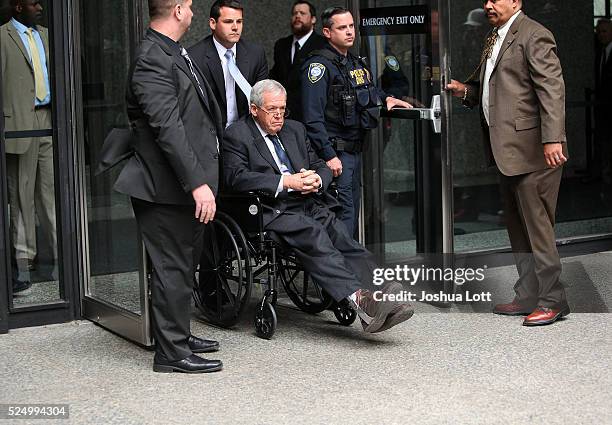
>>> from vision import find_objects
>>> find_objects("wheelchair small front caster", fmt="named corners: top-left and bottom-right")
top-left (332, 299), bottom-right (357, 326)
top-left (254, 301), bottom-right (277, 339)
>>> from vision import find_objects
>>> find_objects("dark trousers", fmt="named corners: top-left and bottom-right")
top-left (499, 167), bottom-right (568, 309)
top-left (266, 197), bottom-right (374, 302)
top-left (131, 198), bottom-right (205, 361)
top-left (336, 151), bottom-right (362, 238)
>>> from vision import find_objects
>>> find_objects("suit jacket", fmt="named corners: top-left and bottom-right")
top-left (223, 116), bottom-right (336, 226)
top-left (0, 21), bottom-right (50, 154)
top-left (595, 47), bottom-right (612, 126)
top-left (465, 13), bottom-right (567, 176)
top-left (114, 29), bottom-right (223, 205)
top-left (188, 36), bottom-right (268, 127)
top-left (269, 32), bottom-right (327, 121)
top-left (595, 46), bottom-right (612, 98)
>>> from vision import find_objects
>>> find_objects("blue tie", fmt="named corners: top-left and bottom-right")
top-left (267, 134), bottom-right (295, 174)
top-left (225, 49), bottom-right (252, 100)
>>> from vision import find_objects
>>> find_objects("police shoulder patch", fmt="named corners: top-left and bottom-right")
top-left (384, 55), bottom-right (400, 72)
top-left (308, 63), bottom-right (326, 83)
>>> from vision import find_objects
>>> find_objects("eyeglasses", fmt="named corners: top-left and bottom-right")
top-left (256, 105), bottom-right (290, 118)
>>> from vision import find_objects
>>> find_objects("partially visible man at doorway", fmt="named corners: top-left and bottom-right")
top-left (1, 0), bottom-right (57, 295)
top-left (300, 7), bottom-right (412, 239)
top-left (269, 1), bottom-right (326, 122)
top-left (115, 0), bottom-right (223, 373)
top-left (188, 0), bottom-right (268, 128)
top-left (591, 19), bottom-right (612, 184)
top-left (447, 0), bottom-right (570, 326)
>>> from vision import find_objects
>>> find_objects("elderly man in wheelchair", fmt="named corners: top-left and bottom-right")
top-left (194, 80), bottom-right (414, 338)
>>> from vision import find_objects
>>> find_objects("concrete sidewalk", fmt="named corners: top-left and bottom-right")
top-left (2, 252), bottom-right (612, 424)
top-left (1, 311), bottom-right (610, 425)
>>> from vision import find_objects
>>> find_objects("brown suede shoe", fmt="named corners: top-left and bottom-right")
top-left (523, 306), bottom-right (570, 326)
top-left (356, 282), bottom-right (403, 333)
top-left (370, 303), bottom-right (414, 333)
top-left (493, 300), bottom-right (534, 316)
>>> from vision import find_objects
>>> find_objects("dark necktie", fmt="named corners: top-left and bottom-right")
top-left (292, 40), bottom-right (301, 64)
top-left (465, 27), bottom-right (499, 83)
top-left (180, 47), bottom-right (208, 102)
top-left (602, 49), bottom-right (608, 83)
top-left (267, 134), bottom-right (295, 174)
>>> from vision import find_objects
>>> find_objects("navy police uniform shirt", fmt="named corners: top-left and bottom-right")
top-left (300, 44), bottom-right (387, 161)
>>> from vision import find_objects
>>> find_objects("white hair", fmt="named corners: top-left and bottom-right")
top-left (250, 79), bottom-right (287, 107)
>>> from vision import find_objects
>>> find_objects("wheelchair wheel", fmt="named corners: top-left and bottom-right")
top-left (332, 299), bottom-right (357, 326)
top-left (194, 212), bottom-right (252, 328)
top-left (278, 255), bottom-right (333, 314)
top-left (254, 301), bottom-right (277, 339)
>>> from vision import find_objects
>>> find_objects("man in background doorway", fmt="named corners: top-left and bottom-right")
top-left (188, 0), bottom-right (268, 128)
top-left (592, 19), bottom-right (612, 185)
top-left (1, 0), bottom-right (57, 295)
top-left (447, 0), bottom-right (570, 326)
top-left (269, 1), bottom-right (326, 122)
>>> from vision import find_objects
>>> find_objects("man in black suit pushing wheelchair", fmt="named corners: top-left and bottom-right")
top-left (221, 79), bottom-right (414, 334)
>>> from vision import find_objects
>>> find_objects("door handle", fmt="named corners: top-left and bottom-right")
top-left (383, 95), bottom-right (441, 134)
top-left (410, 95), bottom-right (441, 134)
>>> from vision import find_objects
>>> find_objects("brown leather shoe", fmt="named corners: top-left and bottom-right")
top-left (493, 300), bottom-right (534, 316)
top-left (523, 306), bottom-right (570, 326)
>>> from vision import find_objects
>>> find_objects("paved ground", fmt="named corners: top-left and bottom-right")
top-left (1, 310), bottom-right (610, 425)
top-left (2, 252), bottom-right (611, 424)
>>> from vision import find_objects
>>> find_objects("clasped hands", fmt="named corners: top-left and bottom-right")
top-left (284, 168), bottom-right (321, 194)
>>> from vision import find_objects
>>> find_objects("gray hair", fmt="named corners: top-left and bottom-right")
top-left (250, 80), bottom-right (287, 107)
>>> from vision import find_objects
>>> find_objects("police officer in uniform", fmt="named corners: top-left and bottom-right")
top-left (301, 7), bottom-right (412, 238)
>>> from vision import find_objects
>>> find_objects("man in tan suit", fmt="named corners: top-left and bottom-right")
top-left (1, 0), bottom-right (56, 294)
top-left (447, 0), bottom-right (570, 326)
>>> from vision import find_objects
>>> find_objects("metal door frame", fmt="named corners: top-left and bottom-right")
top-left (1, 0), bottom-right (80, 330)
top-left (353, 0), bottom-right (454, 260)
top-left (74, 0), bottom-right (152, 346)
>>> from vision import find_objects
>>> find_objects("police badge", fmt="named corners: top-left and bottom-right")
top-left (384, 55), bottom-right (400, 72)
top-left (308, 63), bottom-right (326, 83)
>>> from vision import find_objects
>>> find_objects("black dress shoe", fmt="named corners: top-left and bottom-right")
top-left (188, 335), bottom-right (220, 353)
top-left (12, 279), bottom-right (32, 296)
top-left (153, 354), bottom-right (222, 373)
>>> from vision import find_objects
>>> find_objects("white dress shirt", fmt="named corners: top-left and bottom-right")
top-left (291, 29), bottom-right (314, 63)
top-left (253, 120), bottom-right (321, 197)
top-left (213, 36), bottom-right (239, 127)
top-left (483, 10), bottom-right (522, 125)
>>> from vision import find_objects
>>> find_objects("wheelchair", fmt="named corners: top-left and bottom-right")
top-left (193, 193), bottom-right (357, 339)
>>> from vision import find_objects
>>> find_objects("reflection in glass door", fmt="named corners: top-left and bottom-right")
top-left (359, 0), bottom-right (452, 263)
top-left (77, 0), bottom-right (151, 345)
top-left (450, 1), bottom-right (612, 253)
top-left (1, 0), bottom-right (61, 308)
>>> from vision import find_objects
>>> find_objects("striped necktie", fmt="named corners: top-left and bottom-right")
top-left (267, 134), bottom-right (295, 174)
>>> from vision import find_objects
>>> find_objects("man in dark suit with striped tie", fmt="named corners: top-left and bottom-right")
top-left (116, 0), bottom-right (223, 373)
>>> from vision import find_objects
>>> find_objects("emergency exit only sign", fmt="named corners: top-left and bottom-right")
top-left (359, 5), bottom-right (429, 35)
